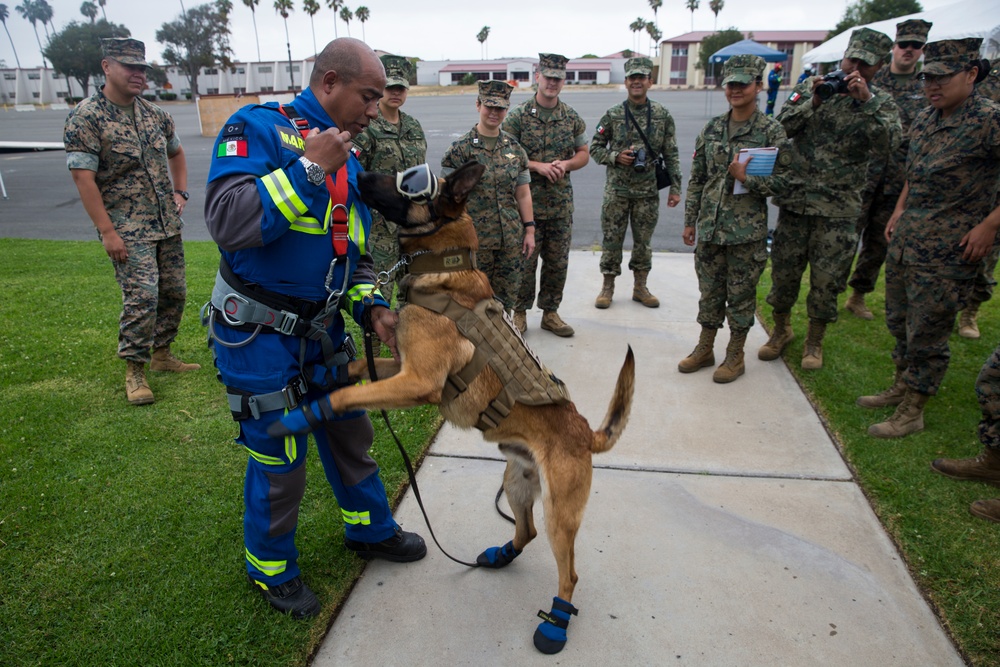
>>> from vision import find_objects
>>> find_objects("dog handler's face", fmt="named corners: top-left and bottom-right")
top-left (325, 54), bottom-right (385, 137)
top-left (476, 100), bottom-right (507, 134)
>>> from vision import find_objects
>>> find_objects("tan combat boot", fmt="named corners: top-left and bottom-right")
top-left (845, 290), bottom-right (874, 320)
top-left (969, 499), bottom-right (1000, 524)
top-left (595, 275), bottom-right (615, 309)
top-left (632, 271), bottom-right (660, 308)
top-left (713, 330), bottom-right (747, 384)
top-left (857, 369), bottom-right (907, 408)
top-left (126, 360), bottom-right (155, 405)
top-left (958, 303), bottom-right (981, 339)
top-left (513, 310), bottom-right (527, 334)
top-left (931, 446), bottom-right (1000, 486)
top-left (678, 327), bottom-right (717, 373)
top-left (801, 320), bottom-right (826, 370)
top-left (541, 310), bottom-right (574, 337)
top-left (867, 389), bottom-right (929, 439)
top-left (150, 347), bottom-right (201, 372)
top-left (758, 311), bottom-right (794, 361)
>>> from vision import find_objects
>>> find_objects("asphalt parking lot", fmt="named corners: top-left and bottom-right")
top-left (0, 88), bottom-right (783, 250)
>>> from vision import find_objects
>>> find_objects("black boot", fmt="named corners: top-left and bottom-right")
top-left (344, 526), bottom-right (427, 562)
top-left (250, 575), bottom-right (321, 619)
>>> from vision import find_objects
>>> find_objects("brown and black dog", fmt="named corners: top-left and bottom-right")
top-left (274, 161), bottom-right (634, 654)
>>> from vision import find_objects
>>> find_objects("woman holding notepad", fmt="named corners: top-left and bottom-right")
top-left (679, 54), bottom-right (792, 383)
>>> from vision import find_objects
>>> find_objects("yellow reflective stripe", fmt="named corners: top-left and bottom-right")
top-left (246, 548), bottom-right (287, 576)
top-left (245, 445), bottom-right (284, 466)
top-left (284, 433), bottom-right (297, 464)
top-left (345, 283), bottom-right (380, 310)
top-left (289, 216), bottom-right (325, 234)
top-left (341, 508), bottom-right (371, 525)
top-left (260, 168), bottom-right (308, 223)
top-left (348, 204), bottom-right (368, 254)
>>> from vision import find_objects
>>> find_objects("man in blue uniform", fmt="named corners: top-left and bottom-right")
top-left (204, 38), bottom-right (425, 620)
top-left (766, 63), bottom-right (783, 116)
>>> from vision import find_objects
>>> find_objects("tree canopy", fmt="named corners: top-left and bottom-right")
top-left (42, 19), bottom-right (129, 96)
top-left (155, 1), bottom-right (233, 97)
top-left (696, 27), bottom-right (745, 71)
top-left (827, 0), bottom-right (923, 40)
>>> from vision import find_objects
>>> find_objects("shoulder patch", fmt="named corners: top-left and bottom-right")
top-left (351, 145), bottom-right (361, 158)
top-left (597, 124), bottom-right (605, 134)
top-left (221, 121), bottom-right (245, 138)
top-left (217, 138), bottom-right (248, 158)
top-left (789, 92), bottom-right (802, 104)
top-left (275, 124), bottom-right (306, 155)
top-left (778, 151), bottom-right (792, 166)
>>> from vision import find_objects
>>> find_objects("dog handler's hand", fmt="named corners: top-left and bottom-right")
top-left (303, 127), bottom-right (352, 174)
top-left (369, 305), bottom-right (400, 360)
top-left (267, 397), bottom-right (337, 438)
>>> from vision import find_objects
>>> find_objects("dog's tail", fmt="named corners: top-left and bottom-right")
top-left (590, 346), bottom-right (635, 454)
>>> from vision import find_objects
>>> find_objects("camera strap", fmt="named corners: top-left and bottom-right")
top-left (623, 102), bottom-right (657, 158)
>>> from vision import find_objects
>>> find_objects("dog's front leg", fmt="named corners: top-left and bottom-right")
top-left (346, 357), bottom-right (401, 383)
top-left (328, 367), bottom-right (449, 413)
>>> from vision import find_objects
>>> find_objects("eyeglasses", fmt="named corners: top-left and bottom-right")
top-left (917, 71), bottom-right (958, 87)
top-left (396, 163), bottom-right (439, 203)
top-left (896, 41), bottom-right (924, 50)
top-left (724, 80), bottom-right (756, 89)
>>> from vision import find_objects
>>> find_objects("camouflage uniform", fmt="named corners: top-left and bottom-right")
top-left (352, 55), bottom-right (426, 302)
top-left (768, 29), bottom-right (901, 324)
top-left (976, 343), bottom-right (1000, 451)
top-left (63, 78), bottom-right (187, 364)
top-left (884, 42), bottom-right (1000, 395)
top-left (591, 96), bottom-right (682, 276)
top-left (849, 21), bottom-right (932, 296)
top-left (686, 103), bottom-right (792, 333)
top-left (441, 82), bottom-right (531, 310)
top-left (503, 74), bottom-right (586, 313)
top-left (967, 66), bottom-right (1000, 307)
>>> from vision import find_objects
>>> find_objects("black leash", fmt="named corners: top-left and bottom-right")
top-left (362, 308), bottom-right (482, 568)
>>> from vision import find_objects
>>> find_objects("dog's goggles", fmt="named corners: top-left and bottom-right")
top-left (396, 163), bottom-right (439, 203)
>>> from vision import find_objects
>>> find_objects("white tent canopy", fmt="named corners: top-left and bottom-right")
top-left (803, 0), bottom-right (1000, 64)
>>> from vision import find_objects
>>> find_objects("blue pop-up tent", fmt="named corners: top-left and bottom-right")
top-left (709, 39), bottom-right (789, 64)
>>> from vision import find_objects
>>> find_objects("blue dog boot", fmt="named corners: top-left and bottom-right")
top-left (533, 596), bottom-right (578, 654)
top-left (476, 540), bottom-right (521, 568)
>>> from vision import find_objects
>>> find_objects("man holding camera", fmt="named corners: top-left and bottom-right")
top-left (759, 28), bottom-right (901, 370)
top-left (590, 56), bottom-right (682, 309)
top-left (846, 19), bottom-right (932, 322)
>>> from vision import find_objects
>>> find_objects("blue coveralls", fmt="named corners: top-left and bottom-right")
top-left (766, 69), bottom-right (783, 116)
top-left (206, 88), bottom-right (397, 587)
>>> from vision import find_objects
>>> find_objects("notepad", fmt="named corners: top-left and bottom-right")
top-left (734, 147), bottom-right (779, 195)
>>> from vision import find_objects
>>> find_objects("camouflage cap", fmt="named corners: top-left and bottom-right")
top-left (101, 38), bottom-right (150, 67)
top-left (478, 79), bottom-right (514, 108)
top-left (721, 54), bottom-right (765, 86)
top-left (538, 53), bottom-right (568, 79)
top-left (624, 57), bottom-right (654, 77)
top-left (896, 19), bottom-right (932, 45)
top-left (380, 54), bottom-right (412, 89)
top-left (844, 27), bottom-right (893, 66)
top-left (922, 37), bottom-right (983, 76)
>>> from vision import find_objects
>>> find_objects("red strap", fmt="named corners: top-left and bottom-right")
top-left (279, 104), bottom-right (349, 257)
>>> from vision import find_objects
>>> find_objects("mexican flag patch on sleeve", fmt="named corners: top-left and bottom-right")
top-left (218, 139), bottom-right (248, 158)
top-left (789, 92), bottom-right (802, 104)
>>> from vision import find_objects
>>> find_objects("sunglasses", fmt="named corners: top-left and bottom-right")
top-left (917, 71), bottom-right (959, 87)
top-left (396, 163), bottom-right (439, 203)
top-left (896, 41), bottom-right (924, 50)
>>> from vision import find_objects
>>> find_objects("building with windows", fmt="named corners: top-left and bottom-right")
top-left (659, 31), bottom-right (828, 88)
top-left (417, 57), bottom-right (619, 87)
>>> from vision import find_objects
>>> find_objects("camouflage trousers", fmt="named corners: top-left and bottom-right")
top-left (369, 211), bottom-right (402, 306)
top-left (969, 244), bottom-right (1000, 307)
top-left (848, 187), bottom-right (897, 294)
top-left (694, 238), bottom-right (768, 332)
top-left (885, 257), bottom-right (974, 395)
top-left (112, 233), bottom-right (187, 364)
top-left (516, 216), bottom-right (572, 312)
top-left (478, 246), bottom-right (524, 311)
top-left (766, 209), bottom-right (857, 323)
top-left (976, 342), bottom-right (1000, 450)
top-left (600, 193), bottom-right (659, 275)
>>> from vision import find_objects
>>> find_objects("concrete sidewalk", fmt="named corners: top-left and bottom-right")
top-left (314, 251), bottom-right (962, 666)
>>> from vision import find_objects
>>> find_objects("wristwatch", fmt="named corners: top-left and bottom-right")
top-left (299, 156), bottom-right (326, 186)
top-left (173, 189), bottom-right (189, 200)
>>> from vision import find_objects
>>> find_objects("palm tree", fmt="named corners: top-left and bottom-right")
top-left (242, 0), bottom-right (261, 61)
top-left (325, 0), bottom-right (341, 38)
top-left (629, 17), bottom-right (645, 55)
top-left (338, 5), bottom-right (351, 37)
top-left (476, 25), bottom-right (489, 60)
top-left (96, 0), bottom-right (106, 20)
top-left (646, 21), bottom-right (662, 59)
top-left (0, 4), bottom-right (21, 68)
top-left (302, 0), bottom-right (319, 56)
top-left (274, 0), bottom-right (294, 88)
top-left (709, 0), bottom-right (724, 30)
top-left (15, 0), bottom-right (47, 67)
top-left (685, 0), bottom-right (699, 32)
top-left (35, 0), bottom-right (51, 41)
top-left (648, 0), bottom-right (662, 30)
top-left (355, 5), bottom-right (368, 43)
top-left (80, 1), bottom-right (97, 22)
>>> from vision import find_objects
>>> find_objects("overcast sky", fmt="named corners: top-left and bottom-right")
top-left (1, 0), bottom-right (958, 69)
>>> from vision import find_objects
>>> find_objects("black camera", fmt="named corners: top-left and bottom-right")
top-left (815, 70), bottom-right (850, 101)
top-left (632, 148), bottom-right (648, 172)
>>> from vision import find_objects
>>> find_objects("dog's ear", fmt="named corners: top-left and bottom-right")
top-left (442, 161), bottom-right (486, 206)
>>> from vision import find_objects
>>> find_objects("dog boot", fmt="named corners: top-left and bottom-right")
top-left (476, 540), bottom-right (521, 568)
top-left (533, 596), bottom-right (578, 654)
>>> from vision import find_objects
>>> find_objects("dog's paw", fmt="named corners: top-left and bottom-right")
top-left (266, 399), bottom-right (335, 438)
top-left (533, 596), bottom-right (578, 655)
top-left (476, 540), bottom-right (520, 568)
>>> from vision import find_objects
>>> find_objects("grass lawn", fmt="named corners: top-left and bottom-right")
top-left (2, 239), bottom-right (999, 665)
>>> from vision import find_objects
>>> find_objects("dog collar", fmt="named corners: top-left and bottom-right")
top-left (405, 248), bottom-right (477, 274)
